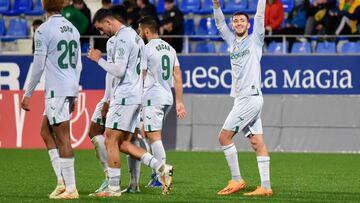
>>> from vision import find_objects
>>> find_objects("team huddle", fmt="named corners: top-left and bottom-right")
top-left (21, 0), bottom-right (272, 199)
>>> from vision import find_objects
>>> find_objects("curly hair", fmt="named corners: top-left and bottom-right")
top-left (42, 0), bottom-right (65, 12)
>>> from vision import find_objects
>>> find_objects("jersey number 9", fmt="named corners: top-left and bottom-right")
top-left (161, 55), bottom-right (170, 80)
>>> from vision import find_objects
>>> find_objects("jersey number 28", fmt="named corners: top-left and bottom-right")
top-left (57, 40), bottom-right (78, 69)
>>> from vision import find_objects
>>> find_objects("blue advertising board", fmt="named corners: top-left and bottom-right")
top-left (0, 55), bottom-right (359, 94)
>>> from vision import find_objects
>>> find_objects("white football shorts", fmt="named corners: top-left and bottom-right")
top-left (143, 105), bottom-right (171, 132)
top-left (105, 102), bottom-right (141, 133)
top-left (91, 100), bottom-right (106, 126)
top-left (45, 96), bottom-right (75, 125)
top-left (223, 95), bottom-right (263, 137)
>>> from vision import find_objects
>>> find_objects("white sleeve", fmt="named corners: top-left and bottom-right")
top-left (253, 0), bottom-right (266, 45)
top-left (76, 48), bottom-right (82, 83)
top-left (98, 58), bottom-right (126, 78)
top-left (33, 28), bottom-right (47, 56)
top-left (24, 54), bottom-right (46, 97)
top-left (141, 45), bottom-right (148, 70)
top-left (102, 73), bottom-right (112, 101)
top-left (213, 7), bottom-right (235, 45)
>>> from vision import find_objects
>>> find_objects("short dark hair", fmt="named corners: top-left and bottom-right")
top-left (111, 5), bottom-right (128, 23)
top-left (102, 0), bottom-right (112, 4)
top-left (138, 16), bottom-right (159, 33)
top-left (232, 12), bottom-right (249, 21)
top-left (93, 8), bottom-right (114, 23)
top-left (32, 19), bottom-right (43, 27)
top-left (93, 7), bottom-right (127, 24)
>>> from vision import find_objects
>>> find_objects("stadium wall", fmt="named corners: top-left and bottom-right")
top-left (0, 55), bottom-right (359, 152)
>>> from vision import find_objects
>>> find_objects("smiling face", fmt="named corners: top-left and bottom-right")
top-left (232, 14), bottom-right (250, 37)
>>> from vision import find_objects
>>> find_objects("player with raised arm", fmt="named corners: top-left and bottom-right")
top-left (21, 0), bottom-right (82, 199)
top-left (138, 16), bottom-right (186, 188)
top-left (87, 9), bottom-right (174, 196)
top-left (213, 0), bottom-right (273, 196)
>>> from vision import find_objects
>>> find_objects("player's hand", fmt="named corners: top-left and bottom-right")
top-left (87, 48), bottom-right (102, 62)
top-left (176, 102), bottom-right (186, 119)
top-left (21, 96), bottom-right (30, 111)
top-left (212, 0), bottom-right (220, 9)
top-left (101, 101), bottom-right (109, 119)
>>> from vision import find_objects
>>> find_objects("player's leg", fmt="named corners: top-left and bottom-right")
top-left (88, 122), bottom-right (109, 194)
top-left (123, 128), bottom-right (142, 193)
top-left (143, 105), bottom-right (169, 188)
top-left (95, 128), bottom-right (123, 197)
top-left (40, 115), bottom-right (65, 198)
top-left (88, 101), bottom-right (109, 194)
top-left (217, 98), bottom-right (249, 195)
top-left (117, 105), bottom-right (173, 195)
top-left (217, 129), bottom-right (246, 195)
top-left (241, 95), bottom-right (272, 196)
top-left (119, 139), bottom-right (174, 195)
top-left (244, 120), bottom-right (272, 196)
top-left (48, 97), bottom-right (78, 199)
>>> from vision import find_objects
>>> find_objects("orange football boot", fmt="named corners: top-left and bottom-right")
top-left (217, 180), bottom-right (246, 195)
top-left (244, 186), bottom-right (273, 196)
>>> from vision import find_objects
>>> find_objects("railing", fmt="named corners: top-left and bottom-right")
top-left (0, 34), bottom-right (359, 55)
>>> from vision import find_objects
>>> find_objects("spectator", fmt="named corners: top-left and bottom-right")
top-left (61, 0), bottom-right (89, 35)
top-left (137, 0), bottom-right (160, 27)
top-left (265, 0), bottom-right (284, 44)
top-left (280, 0), bottom-right (310, 49)
top-left (32, 19), bottom-right (43, 53)
top-left (305, 0), bottom-right (338, 35)
top-left (123, 0), bottom-right (140, 29)
top-left (102, 0), bottom-right (113, 9)
top-left (161, 0), bottom-right (184, 53)
top-left (335, 0), bottom-right (360, 39)
top-left (265, 0), bottom-right (284, 33)
top-left (73, 0), bottom-right (92, 45)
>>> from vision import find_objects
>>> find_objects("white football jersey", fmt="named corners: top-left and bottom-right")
top-left (34, 14), bottom-right (81, 98)
top-left (103, 36), bottom-right (116, 101)
top-left (143, 39), bottom-right (179, 106)
top-left (111, 26), bottom-right (144, 105)
top-left (214, 0), bottom-right (266, 97)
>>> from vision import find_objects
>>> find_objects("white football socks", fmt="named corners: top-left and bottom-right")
top-left (60, 158), bottom-right (76, 192)
top-left (140, 152), bottom-right (162, 173)
top-left (48, 149), bottom-right (63, 184)
top-left (108, 167), bottom-right (121, 191)
top-left (222, 143), bottom-right (242, 182)
top-left (257, 156), bottom-right (271, 189)
top-left (150, 140), bottom-right (166, 165)
top-left (91, 135), bottom-right (108, 177)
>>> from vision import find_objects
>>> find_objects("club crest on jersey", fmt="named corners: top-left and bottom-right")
top-left (117, 48), bottom-right (125, 57)
top-left (35, 40), bottom-right (42, 48)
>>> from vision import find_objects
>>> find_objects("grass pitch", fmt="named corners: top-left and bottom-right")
top-left (0, 149), bottom-right (359, 202)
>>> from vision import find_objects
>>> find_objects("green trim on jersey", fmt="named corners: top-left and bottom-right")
top-left (113, 122), bottom-right (118, 129)
top-left (121, 98), bottom-right (126, 105)
top-left (51, 90), bottom-right (55, 98)
top-left (147, 99), bottom-right (151, 106)
top-left (96, 118), bottom-right (102, 125)
top-left (235, 126), bottom-right (240, 133)
top-left (52, 117), bottom-right (56, 125)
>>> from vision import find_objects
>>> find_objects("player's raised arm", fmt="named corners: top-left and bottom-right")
top-left (213, 0), bottom-right (234, 45)
top-left (253, 0), bottom-right (266, 44)
top-left (173, 56), bottom-right (186, 119)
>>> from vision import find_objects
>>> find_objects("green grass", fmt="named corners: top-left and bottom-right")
top-left (0, 149), bottom-right (359, 202)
